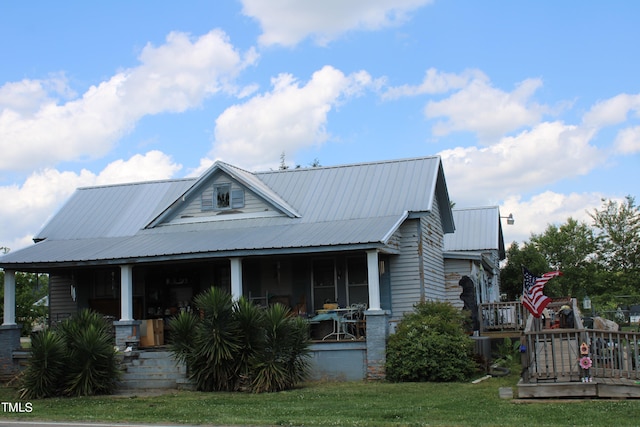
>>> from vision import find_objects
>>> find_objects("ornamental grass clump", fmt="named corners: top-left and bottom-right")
top-left (168, 286), bottom-right (310, 393)
top-left (19, 309), bottom-right (120, 399)
top-left (385, 301), bottom-right (478, 382)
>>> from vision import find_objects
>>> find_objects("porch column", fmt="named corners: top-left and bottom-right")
top-left (2, 270), bottom-right (16, 325)
top-left (230, 257), bottom-right (243, 300)
top-left (114, 264), bottom-right (140, 350)
top-left (120, 265), bottom-right (133, 321)
top-left (366, 250), bottom-right (381, 311)
top-left (0, 269), bottom-right (21, 380)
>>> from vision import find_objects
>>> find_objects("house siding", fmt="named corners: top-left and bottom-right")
top-left (49, 273), bottom-right (77, 324)
top-left (169, 174), bottom-right (276, 221)
top-left (422, 198), bottom-right (446, 303)
top-left (444, 258), bottom-right (473, 309)
top-left (388, 219), bottom-right (421, 320)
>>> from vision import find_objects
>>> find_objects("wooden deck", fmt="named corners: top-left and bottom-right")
top-left (479, 299), bottom-right (640, 399)
top-left (518, 377), bottom-right (640, 399)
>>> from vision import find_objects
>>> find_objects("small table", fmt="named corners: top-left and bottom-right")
top-left (310, 309), bottom-right (356, 341)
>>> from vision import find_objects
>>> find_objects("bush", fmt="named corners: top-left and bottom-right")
top-left (168, 286), bottom-right (310, 393)
top-left (385, 301), bottom-right (478, 382)
top-left (19, 309), bottom-right (119, 398)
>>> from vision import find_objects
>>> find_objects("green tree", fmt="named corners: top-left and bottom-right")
top-left (0, 271), bottom-right (49, 335)
top-left (500, 242), bottom-right (549, 300)
top-left (589, 196), bottom-right (640, 301)
top-left (529, 218), bottom-right (597, 299)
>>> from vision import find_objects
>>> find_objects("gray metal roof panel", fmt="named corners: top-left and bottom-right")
top-left (35, 179), bottom-right (194, 240)
top-left (1, 215), bottom-right (402, 266)
top-left (256, 156), bottom-right (442, 222)
top-left (443, 206), bottom-right (504, 253)
top-left (2, 156), bottom-right (453, 268)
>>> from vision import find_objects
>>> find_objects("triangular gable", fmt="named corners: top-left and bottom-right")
top-left (146, 161), bottom-right (300, 228)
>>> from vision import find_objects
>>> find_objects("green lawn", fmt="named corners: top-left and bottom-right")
top-left (0, 369), bottom-right (638, 426)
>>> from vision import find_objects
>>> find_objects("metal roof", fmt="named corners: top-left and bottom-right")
top-left (443, 206), bottom-right (505, 259)
top-left (0, 156), bottom-right (453, 268)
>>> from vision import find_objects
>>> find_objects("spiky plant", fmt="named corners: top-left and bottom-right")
top-left (58, 309), bottom-right (120, 396)
top-left (191, 286), bottom-right (242, 391)
top-left (18, 329), bottom-right (67, 399)
top-left (250, 303), bottom-right (310, 393)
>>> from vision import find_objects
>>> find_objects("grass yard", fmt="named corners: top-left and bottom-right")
top-left (0, 368), bottom-right (638, 426)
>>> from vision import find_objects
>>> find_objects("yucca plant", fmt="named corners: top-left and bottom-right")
top-left (250, 303), bottom-right (310, 393)
top-left (168, 287), bottom-right (310, 393)
top-left (177, 286), bottom-right (242, 391)
top-left (58, 309), bottom-right (120, 397)
top-left (234, 297), bottom-right (266, 390)
top-left (19, 309), bottom-right (119, 398)
top-left (63, 323), bottom-right (120, 396)
top-left (18, 329), bottom-right (67, 399)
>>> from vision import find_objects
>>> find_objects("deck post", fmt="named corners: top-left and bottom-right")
top-left (0, 269), bottom-right (21, 380)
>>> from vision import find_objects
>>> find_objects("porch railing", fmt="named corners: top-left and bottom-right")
top-left (479, 301), bottom-right (526, 333)
top-left (522, 328), bottom-right (640, 382)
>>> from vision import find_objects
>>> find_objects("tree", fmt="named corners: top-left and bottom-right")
top-left (529, 218), bottom-right (597, 299)
top-left (500, 242), bottom-right (549, 300)
top-left (0, 271), bottom-right (49, 335)
top-left (589, 196), bottom-right (640, 300)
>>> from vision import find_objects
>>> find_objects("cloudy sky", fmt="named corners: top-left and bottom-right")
top-left (1, 1), bottom-right (638, 251)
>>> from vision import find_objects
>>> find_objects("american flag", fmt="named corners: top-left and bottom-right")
top-left (522, 266), bottom-right (562, 317)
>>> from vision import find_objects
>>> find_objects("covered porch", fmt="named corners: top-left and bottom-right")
top-left (1, 249), bottom-right (390, 382)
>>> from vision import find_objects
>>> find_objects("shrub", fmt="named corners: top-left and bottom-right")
top-left (19, 309), bottom-right (119, 398)
top-left (385, 301), bottom-right (478, 382)
top-left (168, 286), bottom-right (310, 393)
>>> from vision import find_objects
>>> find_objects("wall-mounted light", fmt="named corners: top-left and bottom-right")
top-left (500, 213), bottom-right (515, 225)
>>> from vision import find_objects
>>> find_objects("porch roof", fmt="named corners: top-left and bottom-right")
top-left (0, 215), bottom-right (404, 268)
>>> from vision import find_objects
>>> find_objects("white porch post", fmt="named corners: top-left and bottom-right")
top-left (230, 257), bottom-right (243, 300)
top-left (120, 265), bottom-right (133, 321)
top-left (2, 270), bottom-right (16, 325)
top-left (366, 249), bottom-right (381, 311)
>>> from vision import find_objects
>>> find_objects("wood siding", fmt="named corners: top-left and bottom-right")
top-left (421, 199), bottom-right (446, 302)
top-left (388, 219), bottom-right (421, 319)
top-left (168, 173), bottom-right (279, 222)
top-left (444, 258), bottom-right (472, 308)
top-left (49, 273), bottom-right (77, 324)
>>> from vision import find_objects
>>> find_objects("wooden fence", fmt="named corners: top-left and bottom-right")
top-left (479, 301), bottom-right (526, 333)
top-left (522, 327), bottom-right (640, 383)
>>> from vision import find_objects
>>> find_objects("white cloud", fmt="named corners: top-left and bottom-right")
top-left (0, 30), bottom-right (255, 172)
top-left (614, 126), bottom-right (640, 154)
top-left (500, 191), bottom-right (607, 245)
top-left (241, 0), bottom-right (432, 47)
top-left (582, 93), bottom-right (640, 128)
top-left (209, 66), bottom-right (374, 170)
top-left (382, 68), bottom-right (485, 100)
top-left (0, 151), bottom-right (180, 251)
top-left (441, 121), bottom-right (601, 207)
top-left (426, 76), bottom-right (548, 141)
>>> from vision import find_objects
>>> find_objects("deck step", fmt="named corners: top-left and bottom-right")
top-left (118, 349), bottom-right (190, 391)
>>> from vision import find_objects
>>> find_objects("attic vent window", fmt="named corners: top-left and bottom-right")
top-left (202, 183), bottom-right (244, 211)
top-left (216, 184), bottom-right (230, 208)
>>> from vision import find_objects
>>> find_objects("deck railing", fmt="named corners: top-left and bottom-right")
top-left (522, 328), bottom-right (640, 382)
top-left (479, 301), bottom-right (526, 333)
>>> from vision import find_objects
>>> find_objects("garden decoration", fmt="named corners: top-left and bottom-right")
top-left (579, 341), bottom-right (592, 383)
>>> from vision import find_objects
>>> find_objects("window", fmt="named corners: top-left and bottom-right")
top-left (202, 184), bottom-right (245, 211)
top-left (215, 184), bottom-right (230, 208)
top-left (312, 258), bottom-right (336, 310)
top-left (347, 256), bottom-right (369, 306)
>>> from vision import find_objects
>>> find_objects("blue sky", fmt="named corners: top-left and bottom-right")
top-left (1, 1), bottom-right (639, 251)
